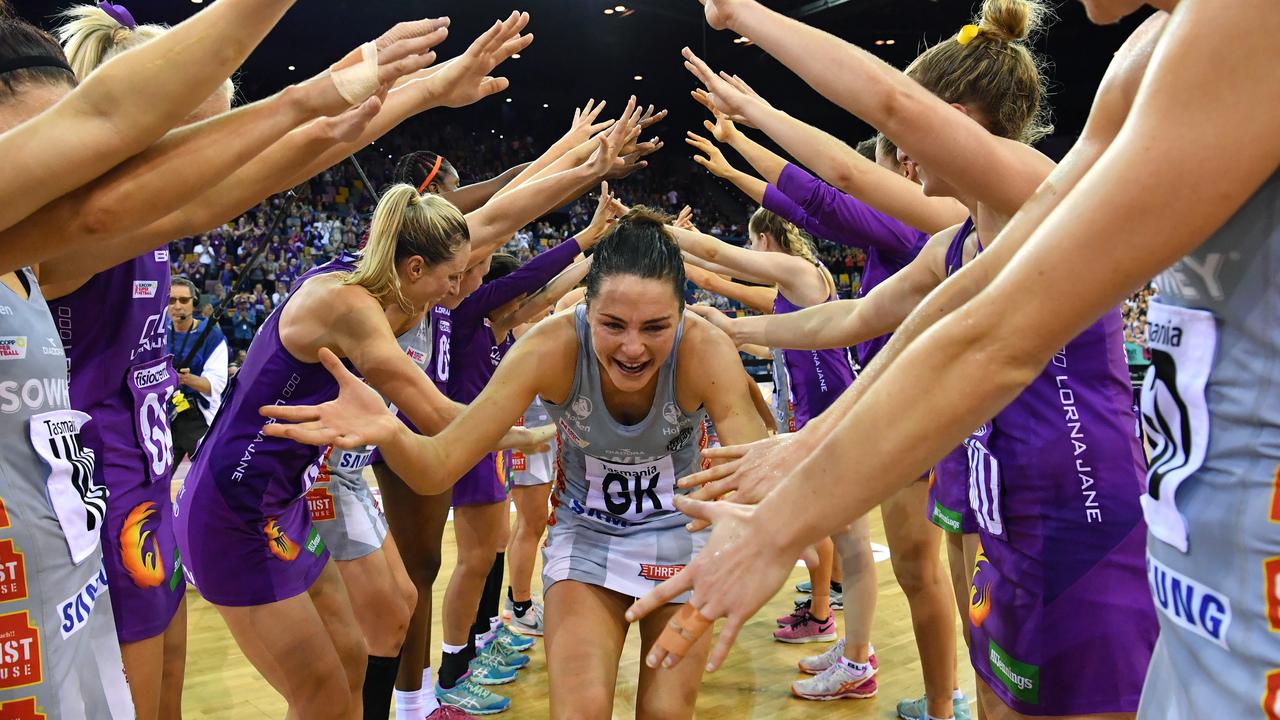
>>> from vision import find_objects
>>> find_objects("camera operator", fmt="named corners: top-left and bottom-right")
top-left (167, 277), bottom-right (229, 463)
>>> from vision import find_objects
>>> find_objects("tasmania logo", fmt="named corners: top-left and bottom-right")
top-left (306, 486), bottom-right (335, 522)
top-left (1265, 670), bottom-right (1280, 720)
top-left (0, 697), bottom-right (44, 720)
top-left (638, 564), bottom-right (685, 582)
top-left (1266, 557), bottom-right (1280, 633)
top-left (0, 612), bottom-right (40, 690)
top-left (0, 542), bottom-right (27, 604)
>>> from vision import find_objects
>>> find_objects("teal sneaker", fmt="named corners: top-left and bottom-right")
top-left (467, 649), bottom-right (520, 685)
top-left (436, 678), bottom-right (510, 715)
top-left (796, 579), bottom-right (813, 593)
top-left (495, 623), bottom-right (535, 653)
top-left (478, 639), bottom-right (529, 671)
top-left (896, 694), bottom-right (972, 720)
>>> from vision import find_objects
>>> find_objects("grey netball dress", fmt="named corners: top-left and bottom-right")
top-left (510, 397), bottom-right (557, 488)
top-left (541, 306), bottom-right (709, 601)
top-left (310, 313), bottom-right (433, 561)
top-left (1138, 171), bottom-right (1280, 719)
top-left (0, 269), bottom-right (132, 718)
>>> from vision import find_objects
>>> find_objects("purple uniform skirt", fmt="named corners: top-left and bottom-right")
top-left (174, 473), bottom-right (329, 607)
top-left (451, 452), bottom-right (507, 507)
top-left (101, 470), bottom-right (185, 643)
top-left (928, 445), bottom-right (978, 534)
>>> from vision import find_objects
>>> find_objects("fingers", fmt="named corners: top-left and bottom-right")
top-left (681, 47), bottom-right (716, 86)
top-left (376, 17), bottom-right (449, 49)
top-left (261, 420), bottom-right (339, 446)
top-left (317, 347), bottom-right (360, 391)
top-left (686, 476), bottom-right (738, 502)
top-left (691, 88), bottom-right (715, 113)
top-left (677, 463), bottom-right (735, 492)
top-left (649, 602), bottom-right (714, 669)
top-left (377, 51), bottom-right (437, 85)
top-left (705, 612), bottom-right (745, 672)
top-left (477, 76), bottom-right (511, 99)
top-left (626, 571), bottom-right (694, 623)
top-left (701, 442), bottom-right (753, 461)
top-left (640, 108), bottom-right (668, 130)
top-left (258, 404), bottom-right (321, 423)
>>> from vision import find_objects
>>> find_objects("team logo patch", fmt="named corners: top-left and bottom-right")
top-left (987, 639), bottom-right (1039, 706)
top-left (264, 518), bottom-right (300, 562)
top-left (120, 502), bottom-right (165, 589)
top-left (0, 541), bottom-right (27, 604)
top-left (0, 338), bottom-right (26, 361)
top-left (558, 419), bottom-right (588, 448)
top-left (665, 426), bottom-right (693, 452)
top-left (638, 564), bottom-right (684, 582)
top-left (571, 396), bottom-right (593, 420)
top-left (0, 697), bottom-right (45, 719)
top-left (405, 346), bottom-right (426, 364)
top-left (969, 542), bottom-right (994, 629)
top-left (1265, 670), bottom-right (1280, 720)
top-left (662, 402), bottom-right (680, 425)
top-left (306, 485), bottom-right (336, 522)
top-left (1266, 557), bottom-right (1280, 633)
top-left (0, 612), bottom-right (40, 690)
top-left (132, 281), bottom-right (159, 299)
top-left (153, 249), bottom-right (169, 263)
top-left (57, 567), bottom-right (108, 639)
top-left (1146, 552), bottom-right (1232, 649)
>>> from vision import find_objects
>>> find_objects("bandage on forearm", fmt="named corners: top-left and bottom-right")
top-left (331, 41), bottom-right (379, 106)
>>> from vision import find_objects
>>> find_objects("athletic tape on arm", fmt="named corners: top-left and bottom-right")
top-left (331, 41), bottom-right (380, 106)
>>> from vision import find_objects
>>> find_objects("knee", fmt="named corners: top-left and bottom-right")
top-left (459, 547), bottom-right (497, 576)
top-left (367, 588), bottom-right (415, 656)
top-left (553, 693), bottom-right (614, 720)
top-left (292, 669), bottom-right (356, 719)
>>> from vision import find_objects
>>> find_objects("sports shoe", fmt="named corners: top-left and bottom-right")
top-left (797, 638), bottom-right (879, 675)
top-left (778, 598), bottom-right (813, 627)
top-left (773, 608), bottom-right (837, 644)
top-left (896, 694), bottom-right (972, 720)
top-left (477, 638), bottom-right (529, 671)
top-left (509, 600), bottom-right (544, 637)
top-left (830, 587), bottom-right (844, 610)
top-left (466, 650), bottom-right (520, 685)
top-left (426, 705), bottom-right (475, 719)
top-left (792, 659), bottom-right (877, 701)
top-left (495, 624), bottom-right (535, 653)
top-left (436, 678), bottom-right (510, 715)
top-left (796, 579), bottom-right (813, 593)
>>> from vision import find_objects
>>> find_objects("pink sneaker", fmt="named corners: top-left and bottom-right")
top-left (773, 608), bottom-right (837, 644)
top-left (777, 598), bottom-right (812, 627)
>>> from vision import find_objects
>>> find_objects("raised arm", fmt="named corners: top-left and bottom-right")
top-left (492, 99), bottom-right (615, 198)
top-left (683, 262), bottom-right (776, 314)
top-left (683, 1), bottom-right (1052, 217)
top-left (491, 257), bottom-right (592, 338)
top-left (0, 0), bottom-right (296, 234)
top-left (443, 162), bottom-right (532, 214)
top-left (685, 132), bottom-right (766, 204)
top-left (668, 225), bottom-right (818, 301)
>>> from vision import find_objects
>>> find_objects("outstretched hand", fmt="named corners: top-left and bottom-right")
top-left (259, 347), bottom-right (400, 448)
top-left (697, 0), bottom-right (750, 30)
top-left (430, 11), bottom-right (534, 108)
top-left (564, 99), bottom-right (615, 148)
top-left (626, 496), bottom-right (794, 672)
top-left (685, 131), bottom-right (735, 179)
top-left (679, 432), bottom-right (802, 505)
top-left (682, 48), bottom-right (759, 124)
top-left (581, 181), bottom-right (629, 246)
top-left (308, 18), bottom-right (451, 116)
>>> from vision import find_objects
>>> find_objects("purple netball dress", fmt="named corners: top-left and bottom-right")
top-left (447, 239), bottom-right (580, 507)
top-left (945, 226), bottom-right (1157, 714)
top-left (763, 163), bottom-right (928, 365)
top-left (47, 249), bottom-right (184, 643)
top-left (771, 288), bottom-right (856, 429)
top-left (173, 253), bottom-right (361, 606)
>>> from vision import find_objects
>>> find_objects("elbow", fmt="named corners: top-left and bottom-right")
top-left (948, 310), bottom-right (1047, 404)
top-left (74, 195), bottom-right (126, 239)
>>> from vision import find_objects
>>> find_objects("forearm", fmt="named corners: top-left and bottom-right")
top-left (466, 166), bottom-right (594, 261)
top-left (493, 137), bottom-right (584, 198)
top-left (725, 128), bottom-right (788, 184)
top-left (756, 299), bottom-right (883, 350)
top-left (184, 376), bottom-right (213, 395)
top-left (374, 421), bottom-right (453, 494)
top-left (0, 0), bottom-right (295, 232)
top-left (444, 163), bottom-right (532, 213)
top-left (721, 167), bottom-right (767, 204)
top-left (693, 272), bottom-right (775, 314)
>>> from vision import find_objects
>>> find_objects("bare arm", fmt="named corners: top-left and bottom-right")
top-left (443, 163), bottom-right (532, 214)
top-left (492, 258), bottom-right (592, 338)
top-left (683, 262), bottom-right (776, 313)
top-left (0, 0), bottom-right (296, 236)
top-left (669, 225), bottom-right (823, 304)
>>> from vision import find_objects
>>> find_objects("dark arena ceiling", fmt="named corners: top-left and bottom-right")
top-left (16, 0), bottom-right (1152, 156)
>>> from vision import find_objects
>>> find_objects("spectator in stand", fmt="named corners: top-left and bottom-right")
top-left (167, 277), bottom-right (229, 463)
top-left (223, 298), bottom-right (257, 353)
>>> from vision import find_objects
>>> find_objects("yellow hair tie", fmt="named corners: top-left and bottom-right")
top-left (957, 24), bottom-right (981, 46)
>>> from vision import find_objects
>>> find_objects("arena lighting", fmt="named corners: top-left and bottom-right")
top-left (886, 39), bottom-right (896, 45)
top-left (542, 103), bottom-right (549, 108)
top-left (287, 65), bottom-right (295, 71)
top-left (874, 39), bottom-right (885, 45)
top-left (603, 8), bottom-right (614, 14)
top-left (615, 4), bottom-right (626, 10)
top-left (634, 75), bottom-right (643, 81)
top-left (506, 97), bottom-right (513, 102)
top-left (512, 53), bottom-right (522, 58)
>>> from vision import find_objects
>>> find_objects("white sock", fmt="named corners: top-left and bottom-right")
top-left (441, 642), bottom-right (467, 655)
top-left (837, 655), bottom-right (870, 675)
top-left (952, 688), bottom-right (965, 700)
top-left (927, 715), bottom-right (955, 720)
top-left (420, 671), bottom-right (439, 715)
top-left (393, 689), bottom-right (422, 720)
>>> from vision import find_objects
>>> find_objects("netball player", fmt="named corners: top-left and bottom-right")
top-left (635, 1), bottom-right (1178, 719)
top-left (262, 208), bottom-right (771, 719)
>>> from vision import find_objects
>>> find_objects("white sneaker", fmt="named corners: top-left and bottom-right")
top-left (509, 599), bottom-right (544, 637)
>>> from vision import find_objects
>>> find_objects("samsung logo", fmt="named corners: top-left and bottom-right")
top-left (1146, 553), bottom-right (1231, 649)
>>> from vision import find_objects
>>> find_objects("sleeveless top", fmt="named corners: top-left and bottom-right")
top-left (47, 250), bottom-right (177, 488)
top-left (428, 305), bottom-right (452, 392)
top-left (543, 306), bottom-right (708, 535)
top-left (771, 268), bottom-right (857, 429)
top-left (769, 347), bottom-right (796, 434)
top-left (1142, 170), bottom-right (1280, 553)
top-left (185, 253), bottom-right (358, 519)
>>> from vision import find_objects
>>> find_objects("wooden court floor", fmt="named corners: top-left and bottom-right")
top-left (176, 469), bottom-right (976, 719)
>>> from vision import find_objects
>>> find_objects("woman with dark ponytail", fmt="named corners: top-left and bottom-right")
top-left (262, 207), bottom-right (772, 719)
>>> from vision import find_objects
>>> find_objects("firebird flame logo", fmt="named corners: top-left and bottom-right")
top-left (968, 542), bottom-right (993, 629)
top-left (120, 502), bottom-right (165, 588)
top-left (264, 518), bottom-right (299, 562)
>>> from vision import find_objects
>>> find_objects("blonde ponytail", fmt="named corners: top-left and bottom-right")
top-left (749, 207), bottom-right (835, 295)
top-left (56, 4), bottom-right (235, 97)
top-left (342, 184), bottom-right (470, 314)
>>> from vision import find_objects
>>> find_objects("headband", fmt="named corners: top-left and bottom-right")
top-left (0, 55), bottom-right (74, 76)
top-left (97, 1), bottom-right (138, 29)
top-left (417, 155), bottom-right (445, 193)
